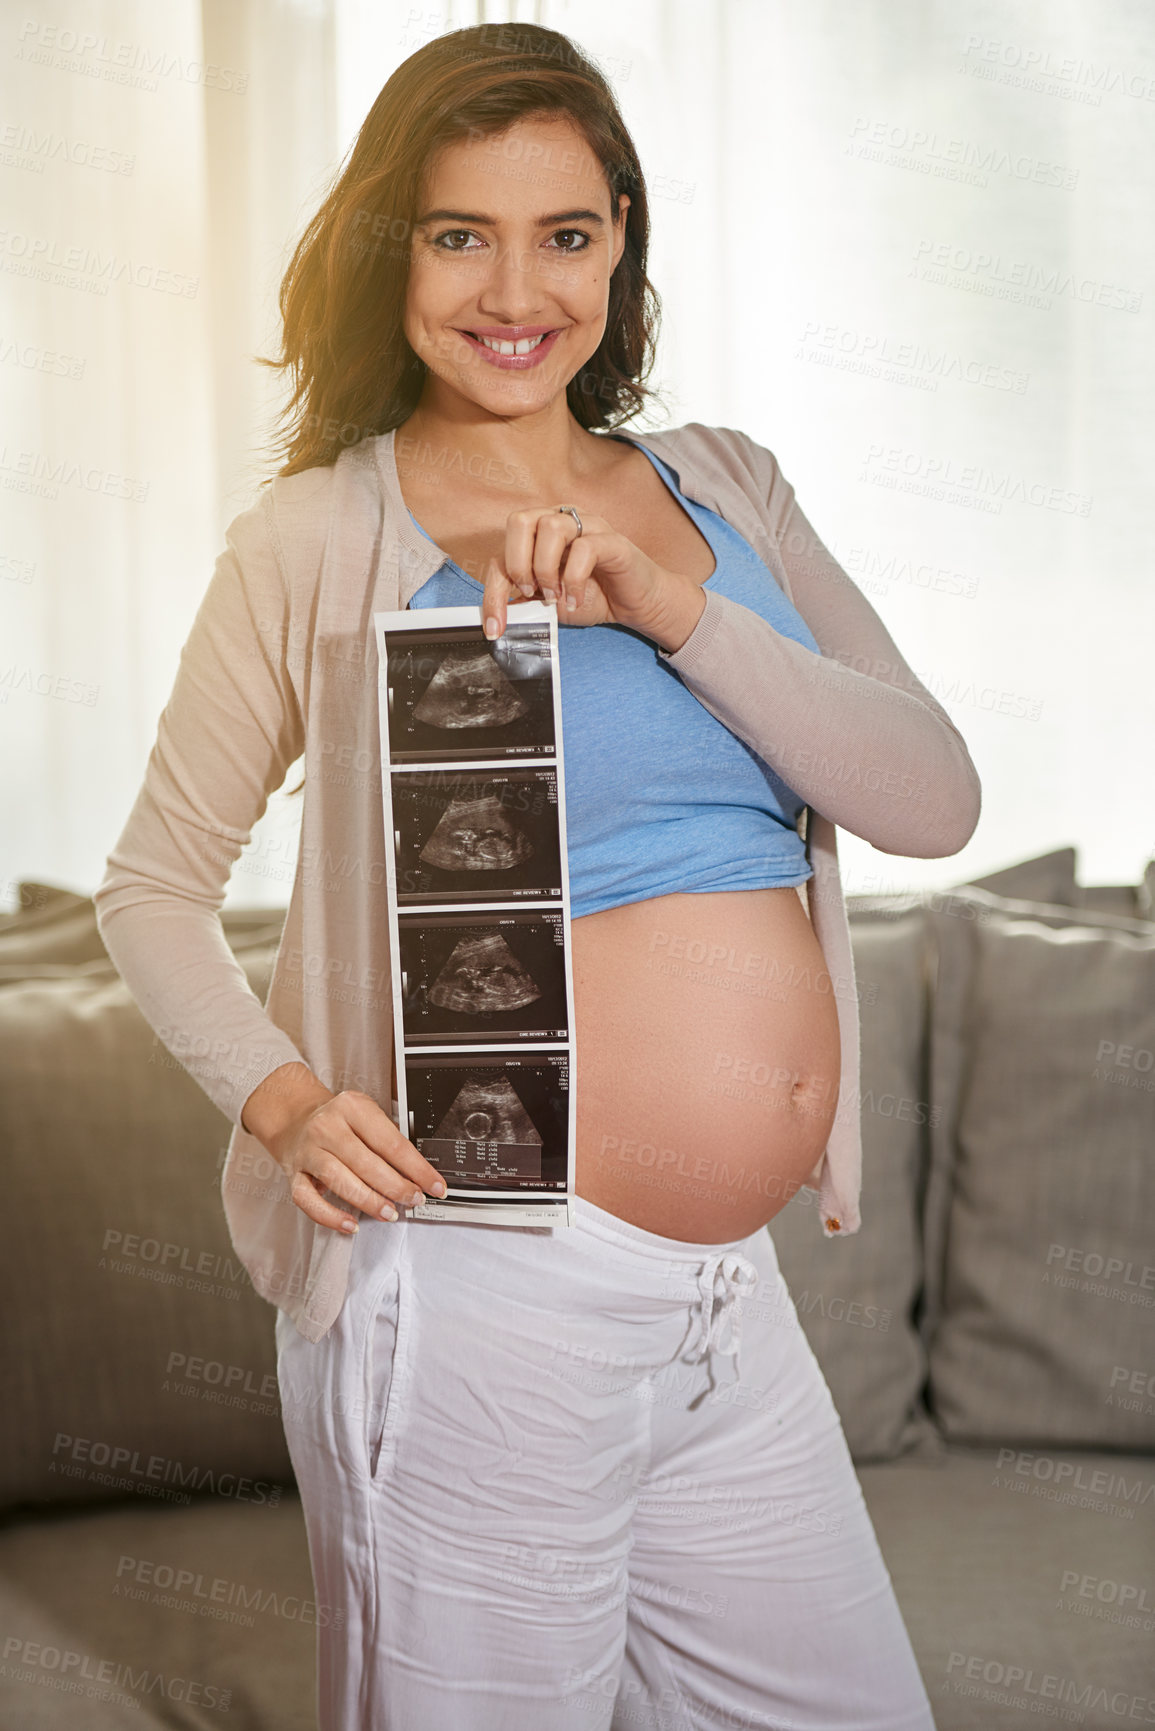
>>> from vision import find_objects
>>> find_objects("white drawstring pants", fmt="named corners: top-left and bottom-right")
top-left (275, 1195), bottom-right (935, 1731)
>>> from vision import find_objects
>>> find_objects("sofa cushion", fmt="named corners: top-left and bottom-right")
top-left (846, 844), bottom-right (1081, 918)
top-left (775, 845), bottom-right (1091, 1466)
top-left (859, 1444), bottom-right (1155, 1731)
top-left (960, 845), bottom-right (1079, 907)
top-left (0, 1493), bottom-right (315, 1727)
top-left (1078, 882), bottom-right (1152, 920)
top-left (958, 847), bottom-right (1155, 921)
top-left (769, 900), bottom-right (939, 1463)
top-left (1139, 860), bottom-right (1155, 920)
top-left (0, 950), bottom-right (296, 1514)
top-left (0, 883), bottom-right (114, 971)
top-left (0, 881), bottom-right (286, 981)
top-left (923, 887), bottom-right (1155, 1448)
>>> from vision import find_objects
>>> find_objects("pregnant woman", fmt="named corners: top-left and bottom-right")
top-left (96, 23), bottom-right (980, 1731)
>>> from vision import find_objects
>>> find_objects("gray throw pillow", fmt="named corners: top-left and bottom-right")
top-left (0, 939), bottom-right (295, 1513)
top-left (1078, 884), bottom-right (1147, 919)
top-left (0, 883), bottom-right (112, 970)
top-left (923, 886), bottom-right (1155, 1449)
top-left (1139, 860), bottom-right (1155, 920)
top-left (0, 881), bottom-right (286, 980)
top-left (958, 845), bottom-right (1079, 906)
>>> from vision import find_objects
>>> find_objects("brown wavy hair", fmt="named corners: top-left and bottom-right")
top-left (260, 21), bottom-right (662, 479)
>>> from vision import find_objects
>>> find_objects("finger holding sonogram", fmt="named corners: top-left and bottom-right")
top-left (428, 934), bottom-right (542, 1014)
top-left (491, 632), bottom-right (550, 685)
top-left (418, 795), bottom-right (534, 871)
top-left (412, 647), bottom-right (527, 730)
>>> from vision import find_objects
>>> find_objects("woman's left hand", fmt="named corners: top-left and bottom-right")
top-left (481, 506), bottom-right (705, 651)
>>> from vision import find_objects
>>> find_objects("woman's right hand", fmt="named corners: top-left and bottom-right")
top-left (242, 1065), bottom-right (447, 1231)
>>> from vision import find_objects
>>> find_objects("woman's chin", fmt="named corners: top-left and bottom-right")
top-left (436, 371), bottom-right (571, 417)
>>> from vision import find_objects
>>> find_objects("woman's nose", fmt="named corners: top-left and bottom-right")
top-left (476, 239), bottom-right (551, 320)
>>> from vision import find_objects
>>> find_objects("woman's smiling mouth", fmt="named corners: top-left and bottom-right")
top-left (457, 326), bottom-right (563, 368)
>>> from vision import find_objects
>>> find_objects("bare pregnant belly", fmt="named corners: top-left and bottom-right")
top-left (571, 888), bottom-right (841, 1242)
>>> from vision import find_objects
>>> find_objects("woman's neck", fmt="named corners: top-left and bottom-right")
top-left (398, 396), bottom-right (612, 497)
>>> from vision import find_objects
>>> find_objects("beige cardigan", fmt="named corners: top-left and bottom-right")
top-left (94, 422), bottom-right (981, 1342)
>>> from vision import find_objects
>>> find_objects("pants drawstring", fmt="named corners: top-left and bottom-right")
top-left (677, 1249), bottom-right (761, 1410)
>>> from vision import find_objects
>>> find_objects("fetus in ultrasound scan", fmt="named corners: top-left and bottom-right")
top-left (428, 933), bottom-right (542, 1015)
top-left (412, 647), bottom-right (527, 730)
top-left (432, 1075), bottom-right (543, 1147)
top-left (419, 796), bottom-right (533, 871)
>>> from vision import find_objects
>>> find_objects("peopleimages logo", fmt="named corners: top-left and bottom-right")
top-left (847, 116), bottom-right (1079, 189)
top-left (0, 123), bottom-right (134, 174)
top-left (992, 1447), bottom-right (1154, 1520)
top-left (14, 20), bottom-right (248, 93)
top-left (959, 33), bottom-right (1155, 104)
top-left (1042, 1241), bottom-right (1155, 1306)
top-left (910, 237), bottom-right (1142, 312)
top-left (1, 1637), bottom-right (231, 1713)
top-left (944, 1651), bottom-right (1155, 1722)
top-left (51, 1431), bottom-right (283, 1505)
top-left (114, 1554), bottom-right (344, 1629)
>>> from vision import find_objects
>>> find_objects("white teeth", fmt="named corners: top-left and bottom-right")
top-left (478, 333), bottom-right (548, 355)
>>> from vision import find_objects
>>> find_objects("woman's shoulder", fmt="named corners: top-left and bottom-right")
top-left (266, 437), bottom-right (384, 536)
top-left (622, 420), bottom-right (783, 499)
top-left (225, 438), bottom-right (386, 595)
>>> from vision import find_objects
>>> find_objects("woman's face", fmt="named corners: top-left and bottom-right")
top-left (404, 112), bottom-right (630, 422)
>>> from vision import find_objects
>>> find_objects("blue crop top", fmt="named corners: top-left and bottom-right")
top-left (405, 441), bottom-right (821, 919)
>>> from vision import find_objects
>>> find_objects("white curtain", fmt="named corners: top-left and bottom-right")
top-left (4, 0), bottom-right (1152, 909)
top-left (0, 0), bottom-right (334, 910)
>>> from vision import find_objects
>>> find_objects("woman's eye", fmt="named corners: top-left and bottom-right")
top-left (551, 229), bottom-right (590, 252)
top-left (433, 230), bottom-right (478, 252)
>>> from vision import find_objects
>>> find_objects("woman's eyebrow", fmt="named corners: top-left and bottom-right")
top-left (415, 208), bottom-right (607, 227)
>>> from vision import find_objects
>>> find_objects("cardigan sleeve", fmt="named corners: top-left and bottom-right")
top-left (93, 488), bottom-right (310, 1126)
top-left (658, 446), bottom-right (982, 858)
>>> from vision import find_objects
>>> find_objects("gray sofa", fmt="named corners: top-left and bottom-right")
top-left (1, 846), bottom-right (1152, 1729)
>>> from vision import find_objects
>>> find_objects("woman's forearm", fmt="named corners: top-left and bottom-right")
top-left (648, 436), bottom-right (983, 858)
top-left (94, 887), bottom-right (311, 1126)
top-left (658, 587), bottom-right (982, 857)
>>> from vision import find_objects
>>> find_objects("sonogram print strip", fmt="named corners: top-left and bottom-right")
top-left (372, 601), bottom-right (577, 1225)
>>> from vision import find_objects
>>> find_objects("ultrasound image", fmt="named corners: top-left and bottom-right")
top-left (412, 647), bottom-right (528, 730)
top-left (392, 768), bottom-right (561, 903)
top-left (378, 606), bottom-right (573, 1212)
top-left (397, 911), bottom-right (567, 1045)
top-left (432, 1075), bottom-right (543, 1149)
top-left (428, 933), bottom-right (542, 1014)
top-left (405, 1052), bottom-right (570, 1192)
top-left (418, 795), bottom-right (534, 872)
top-left (384, 620), bottom-right (556, 764)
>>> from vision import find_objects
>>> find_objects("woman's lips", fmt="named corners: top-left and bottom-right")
top-left (457, 328), bottom-right (563, 370)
